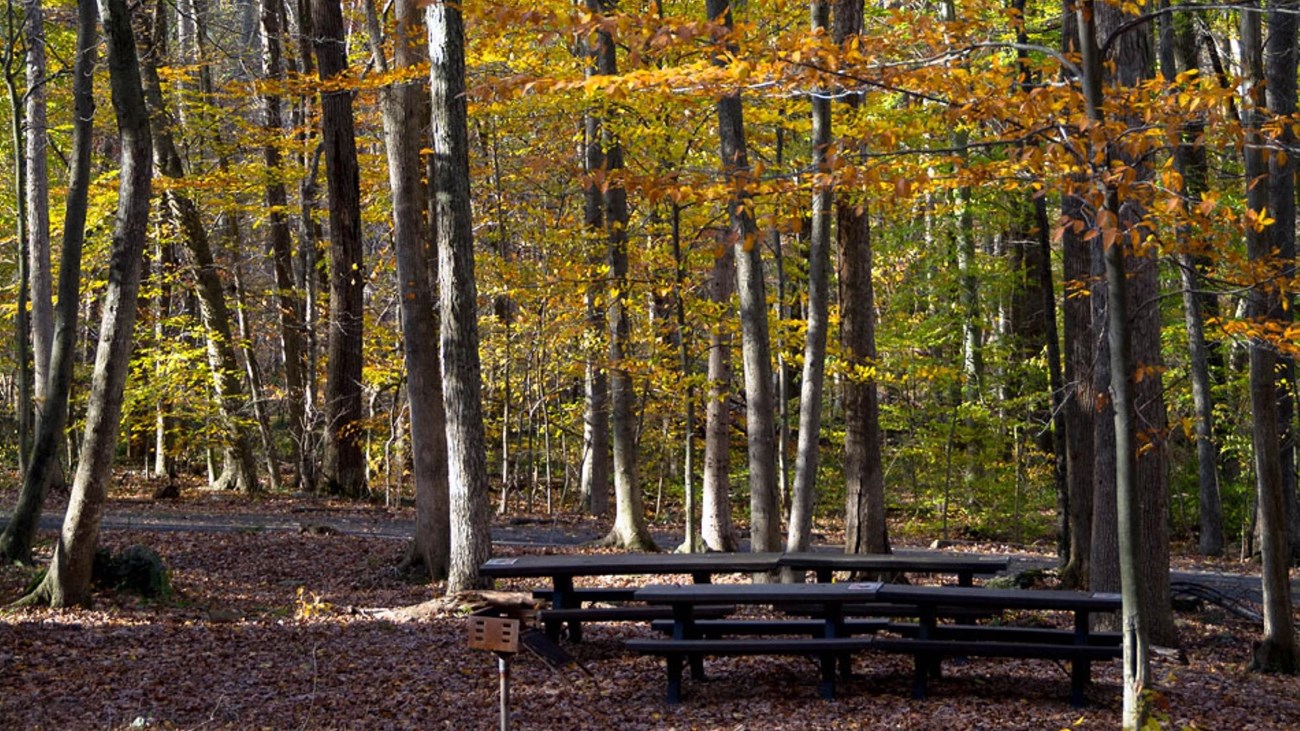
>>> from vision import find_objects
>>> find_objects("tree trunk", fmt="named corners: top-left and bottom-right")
top-left (366, 0), bottom-right (451, 577)
top-left (587, 0), bottom-right (656, 551)
top-left (310, 0), bottom-right (366, 498)
top-left (1056, 0), bottom-right (1094, 590)
top-left (0, 0), bottom-right (95, 564)
top-left (707, 0), bottom-right (780, 555)
top-left (1265, 0), bottom-right (1300, 564)
top-left (138, 2), bottom-right (259, 493)
top-left (836, 0), bottom-right (888, 557)
top-left (25, 0), bottom-right (53, 451)
top-left (1155, 17), bottom-right (1224, 557)
top-left (579, 58), bottom-right (611, 517)
top-left (1077, 3), bottom-right (1151, 725)
top-left (1247, 0), bottom-right (1300, 673)
top-left (231, 262), bottom-right (281, 491)
top-left (671, 204), bottom-right (700, 552)
top-left (20, 0), bottom-right (152, 607)
top-left (786, 0), bottom-right (833, 560)
top-left (428, 0), bottom-right (491, 592)
top-left (702, 245), bottom-right (738, 551)
top-left (258, 0), bottom-right (307, 489)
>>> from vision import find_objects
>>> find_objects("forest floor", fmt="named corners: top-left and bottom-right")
top-left (1, 477), bottom-right (1298, 730)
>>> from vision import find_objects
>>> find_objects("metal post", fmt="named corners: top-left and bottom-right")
top-left (497, 653), bottom-right (510, 731)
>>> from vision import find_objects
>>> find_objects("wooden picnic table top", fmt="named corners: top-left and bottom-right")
top-left (876, 584), bottom-right (1122, 612)
top-left (779, 552), bottom-right (1009, 573)
top-left (478, 552), bottom-right (783, 579)
top-left (635, 581), bottom-right (884, 605)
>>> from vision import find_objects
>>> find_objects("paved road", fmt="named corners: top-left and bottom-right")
top-left (7, 509), bottom-right (1296, 607)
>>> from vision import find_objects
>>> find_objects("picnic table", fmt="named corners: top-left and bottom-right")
top-left (479, 553), bottom-right (781, 641)
top-left (779, 552), bottom-right (1009, 586)
top-left (627, 581), bottom-right (1123, 706)
top-left (629, 581), bottom-right (885, 702)
top-left (870, 584), bottom-right (1123, 706)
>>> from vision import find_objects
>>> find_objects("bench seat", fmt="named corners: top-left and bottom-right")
top-left (539, 604), bottom-right (733, 641)
top-left (870, 637), bottom-right (1122, 707)
top-left (627, 637), bottom-right (876, 702)
top-left (531, 587), bottom-right (639, 603)
top-left (780, 601), bottom-right (998, 623)
top-left (885, 622), bottom-right (1122, 646)
top-left (649, 617), bottom-right (889, 637)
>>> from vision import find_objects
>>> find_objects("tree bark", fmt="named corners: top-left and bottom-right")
top-left (1156, 15), bottom-right (1224, 557)
top-left (310, 0), bottom-right (367, 498)
top-left (0, 0), bottom-right (95, 564)
top-left (258, 0), bottom-right (307, 488)
top-left (25, 0), bottom-right (52, 441)
top-left (702, 245), bottom-right (738, 551)
top-left (20, 0), bottom-right (152, 607)
top-left (366, 0), bottom-right (451, 576)
top-left (1265, 0), bottom-right (1300, 564)
top-left (706, 0), bottom-right (780, 555)
top-left (1077, 3), bottom-right (1151, 724)
top-left (588, 0), bottom-right (656, 551)
top-left (786, 0), bottom-right (833, 560)
top-left (428, 0), bottom-right (491, 592)
top-left (1246, 0), bottom-right (1300, 673)
top-left (835, 0), bottom-right (888, 557)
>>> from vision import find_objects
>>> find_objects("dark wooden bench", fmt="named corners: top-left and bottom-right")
top-left (885, 622), bottom-right (1122, 646)
top-left (631, 581), bottom-right (885, 703)
top-left (626, 637), bottom-right (876, 702)
top-left (530, 587), bottom-right (639, 603)
top-left (649, 617), bottom-right (890, 637)
top-left (870, 584), bottom-right (1123, 707)
top-left (539, 604), bottom-right (733, 639)
top-left (871, 637), bottom-right (1122, 707)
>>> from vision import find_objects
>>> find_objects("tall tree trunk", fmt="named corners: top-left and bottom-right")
top-left (310, 0), bottom-right (366, 498)
top-left (836, 0), bottom-right (888, 556)
top-left (1247, 0), bottom-right (1300, 673)
top-left (25, 0), bottom-right (53, 457)
top-left (19, 0), bottom-right (152, 607)
top-left (0, 0), bottom-right (95, 564)
top-left (1088, 0), bottom-right (1176, 648)
top-left (366, 0), bottom-right (450, 576)
top-left (4, 0), bottom-right (32, 475)
top-left (138, 2), bottom-right (259, 493)
top-left (589, 0), bottom-right (656, 551)
top-left (428, 0), bottom-right (490, 592)
top-left (702, 245), bottom-right (738, 551)
top-left (786, 0), bottom-right (832, 559)
top-left (231, 262), bottom-right (281, 491)
top-left (579, 54), bottom-right (611, 517)
top-left (1158, 12), bottom-right (1224, 557)
top-left (1266, 0), bottom-right (1300, 564)
top-left (671, 204), bottom-right (700, 552)
top-left (1078, 2), bottom-right (1152, 724)
top-left (258, 0), bottom-right (307, 489)
top-left (706, 0), bottom-right (780, 555)
top-left (1058, 0), bottom-right (1094, 590)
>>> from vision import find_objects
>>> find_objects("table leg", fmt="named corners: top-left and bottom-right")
top-left (1071, 610), bottom-right (1091, 707)
top-left (825, 603), bottom-right (853, 679)
top-left (667, 654), bottom-right (683, 704)
top-left (819, 653), bottom-right (837, 699)
top-left (672, 604), bottom-right (706, 681)
top-left (550, 576), bottom-right (581, 643)
top-left (919, 606), bottom-right (941, 679)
